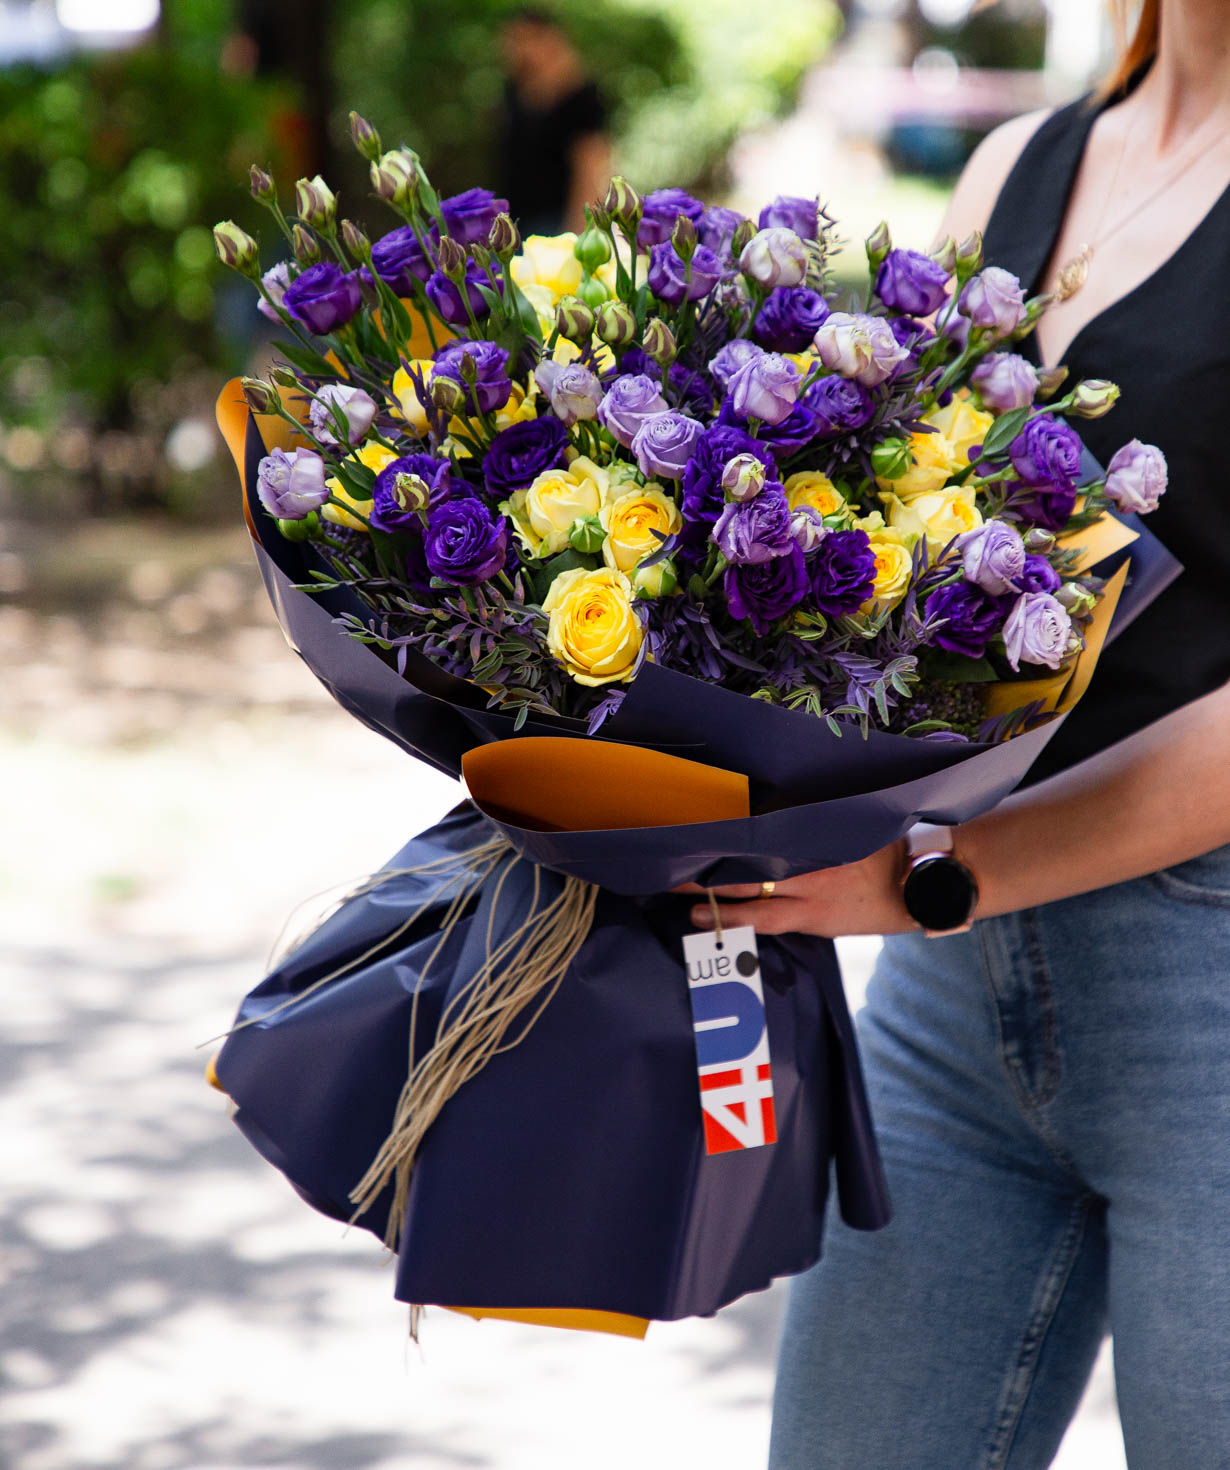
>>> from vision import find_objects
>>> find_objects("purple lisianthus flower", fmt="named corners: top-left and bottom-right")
top-left (957, 520), bottom-right (1025, 595)
top-left (441, 187), bottom-right (509, 246)
top-left (369, 225), bottom-right (434, 293)
top-left (959, 265), bottom-right (1026, 338)
top-left (432, 340), bottom-right (512, 415)
top-left (728, 352), bottom-right (802, 426)
top-left (424, 498), bottom-right (508, 585)
top-left (631, 410), bottom-right (705, 480)
top-left (803, 375), bottom-right (875, 437)
top-left (637, 188), bottom-right (705, 248)
top-left (753, 287), bottom-right (830, 353)
top-left (309, 384), bottom-right (377, 447)
top-left (1017, 553), bottom-right (1062, 595)
top-left (712, 482), bottom-right (793, 564)
top-left (725, 543), bottom-right (809, 634)
top-left (283, 263), bottom-right (362, 334)
top-left (814, 311), bottom-right (910, 386)
top-left (1010, 415), bottom-right (1082, 487)
top-left (370, 454), bottom-right (451, 532)
top-left (425, 262), bottom-right (495, 325)
top-left (534, 359), bottom-right (603, 426)
top-left (739, 227), bottom-right (808, 289)
top-left (257, 261), bottom-right (292, 322)
top-left (698, 204), bottom-right (745, 257)
top-left (887, 315), bottom-right (936, 352)
top-left (256, 447), bottom-right (328, 520)
top-left (971, 352), bottom-right (1038, 413)
top-left (1013, 482), bottom-right (1079, 532)
top-left (758, 194), bottom-right (820, 241)
top-left (808, 529), bottom-right (877, 616)
top-left (709, 339), bottom-right (764, 391)
top-left (1104, 439), bottom-right (1168, 513)
top-left (647, 240), bottom-right (723, 306)
top-left (483, 417), bottom-right (568, 498)
top-left (597, 373), bottom-right (670, 449)
top-left (667, 361), bottom-right (714, 419)
top-left (926, 581), bottom-right (1010, 659)
top-left (679, 425), bottom-right (775, 562)
top-left (1003, 591), bottom-right (1072, 671)
top-left (747, 402), bottom-right (820, 457)
top-left (875, 248), bottom-right (950, 316)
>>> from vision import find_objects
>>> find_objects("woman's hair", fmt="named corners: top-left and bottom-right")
top-left (1098, 0), bottom-right (1160, 98)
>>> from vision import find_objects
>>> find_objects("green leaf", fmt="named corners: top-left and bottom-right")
top-left (978, 405), bottom-right (1030, 460)
top-left (922, 652), bottom-right (998, 683)
top-left (277, 340), bottom-right (333, 377)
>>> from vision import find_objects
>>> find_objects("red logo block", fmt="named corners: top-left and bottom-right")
top-left (698, 1063), bottom-right (778, 1154)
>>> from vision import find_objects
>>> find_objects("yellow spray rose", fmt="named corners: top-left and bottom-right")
top-left (511, 234), bottom-right (584, 302)
top-left (876, 429), bottom-right (961, 500)
top-left (503, 455), bottom-right (612, 556)
top-left (600, 485), bottom-right (681, 573)
top-left (884, 485), bottom-right (982, 553)
top-left (926, 389), bottom-right (995, 465)
top-left (861, 526), bottom-right (916, 612)
top-left (544, 566), bottom-right (643, 686)
top-left (784, 470), bottom-right (850, 522)
top-left (391, 359), bottom-right (434, 435)
top-left (324, 441), bottom-right (398, 529)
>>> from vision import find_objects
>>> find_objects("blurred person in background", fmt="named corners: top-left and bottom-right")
top-left (494, 5), bottom-right (611, 236)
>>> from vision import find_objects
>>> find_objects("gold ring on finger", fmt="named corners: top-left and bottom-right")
top-left (759, 880), bottom-right (777, 901)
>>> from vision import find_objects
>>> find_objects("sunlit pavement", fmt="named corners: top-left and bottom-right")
top-left (1, 552), bottom-right (1124, 1469)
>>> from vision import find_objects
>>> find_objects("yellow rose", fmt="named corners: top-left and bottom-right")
top-left (324, 442), bottom-right (398, 529)
top-left (600, 485), bottom-right (681, 573)
top-left (861, 527), bottom-right (915, 612)
top-left (549, 334), bottom-right (616, 375)
top-left (876, 430), bottom-right (961, 500)
top-left (510, 233), bottom-right (584, 302)
top-left (784, 470), bottom-right (850, 523)
top-left (926, 390), bottom-right (995, 465)
top-left (518, 281), bottom-right (558, 334)
top-left (391, 359), bottom-right (434, 434)
top-left (504, 455), bottom-right (612, 555)
top-left (544, 566), bottom-right (643, 686)
top-left (885, 485), bottom-right (982, 553)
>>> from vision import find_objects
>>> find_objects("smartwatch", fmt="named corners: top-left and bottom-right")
top-left (901, 823), bottom-right (980, 937)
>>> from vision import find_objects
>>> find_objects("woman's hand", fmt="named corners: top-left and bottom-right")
top-left (677, 840), bottom-right (916, 939)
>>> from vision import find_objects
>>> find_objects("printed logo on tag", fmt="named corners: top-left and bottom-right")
top-left (682, 924), bottom-right (777, 1154)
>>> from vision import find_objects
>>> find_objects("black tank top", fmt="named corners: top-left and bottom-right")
top-left (981, 91), bottom-right (1230, 781)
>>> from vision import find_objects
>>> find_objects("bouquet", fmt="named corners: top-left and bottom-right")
top-left (209, 114), bottom-right (1179, 1335)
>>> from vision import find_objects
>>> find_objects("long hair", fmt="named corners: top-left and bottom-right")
top-left (1098, 0), bottom-right (1161, 98)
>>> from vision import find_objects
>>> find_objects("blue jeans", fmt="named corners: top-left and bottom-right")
top-left (770, 846), bottom-right (1230, 1469)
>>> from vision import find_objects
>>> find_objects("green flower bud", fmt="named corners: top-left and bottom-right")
top-left (670, 214), bottom-right (698, 261)
top-left (349, 111), bottom-right (382, 163)
top-left (730, 218), bottom-right (757, 259)
top-left (1064, 631), bottom-right (1084, 658)
top-left (430, 375), bottom-right (466, 414)
top-left (576, 273), bottom-right (609, 310)
top-left (278, 511), bottom-right (319, 542)
top-left (1068, 378), bottom-right (1121, 419)
top-left (1023, 526), bottom-right (1056, 553)
top-left (391, 472), bottom-right (431, 514)
top-left (931, 235), bottom-right (957, 275)
top-left (588, 203), bottom-right (612, 232)
top-left (456, 351), bottom-right (479, 385)
top-left (1055, 581), bottom-right (1097, 617)
top-left (341, 218), bottom-right (370, 263)
top-left (633, 557), bottom-right (678, 598)
top-left (292, 224), bottom-right (321, 265)
top-left (603, 176), bottom-right (642, 231)
top-left (487, 212), bottom-right (521, 261)
top-left (295, 174), bottom-right (336, 229)
top-left (269, 365), bottom-right (301, 390)
top-left (470, 243), bottom-right (495, 273)
top-left (574, 221), bottom-right (613, 273)
top-left (436, 234), bottom-right (468, 279)
top-left (865, 219), bottom-right (891, 271)
top-left (555, 295), bottom-right (595, 341)
top-left (370, 150), bottom-right (417, 209)
top-left (641, 318), bottom-right (676, 367)
top-left (240, 377), bottom-right (279, 415)
top-left (870, 436), bottom-right (911, 481)
top-left (595, 299), bottom-right (637, 347)
top-left (249, 165), bottom-right (276, 204)
top-left (213, 220), bottom-right (260, 278)
top-left (569, 514), bottom-right (606, 554)
top-left (1034, 364), bottom-right (1069, 399)
top-left (956, 229), bottom-right (984, 277)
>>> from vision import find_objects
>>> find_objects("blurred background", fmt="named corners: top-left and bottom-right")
top-left (2, 2), bottom-right (1129, 1467)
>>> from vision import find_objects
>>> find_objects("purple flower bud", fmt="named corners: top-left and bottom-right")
top-left (441, 187), bottom-right (509, 246)
top-left (720, 453), bottom-right (767, 502)
top-left (637, 188), bottom-right (705, 248)
top-left (957, 520), bottom-right (1026, 595)
top-left (309, 383), bottom-right (377, 447)
top-left (597, 374), bottom-right (670, 449)
top-left (256, 447), bottom-right (329, 520)
top-left (708, 339), bottom-right (764, 391)
top-left (712, 483), bottom-right (793, 564)
top-left (432, 340), bottom-right (511, 416)
top-left (753, 287), bottom-right (830, 353)
top-left (1003, 591), bottom-right (1073, 672)
top-left (958, 266), bottom-right (1026, 338)
top-left (739, 227), bottom-right (808, 289)
top-left (728, 352), bottom-right (801, 426)
top-left (630, 410), bottom-right (705, 480)
top-left (758, 195), bottom-right (820, 241)
top-left (282, 262), bottom-right (362, 334)
top-left (534, 359), bottom-right (603, 427)
top-left (724, 543), bottom-right (809, 634)
top-left (790, 506), bottom-right (826, 552)
top-left (1104, 439), bottom-right (1168, 514)
top-left (971, 352), bottom-right (1038, 413)
top-left (813, 312), bottom-right (909, 386)
top-left (257, 261), bottom-right (293, 323)
top-left (875, 248), bottom-right (950, 316)
top-left (647, 241), bottom-right (723, 305)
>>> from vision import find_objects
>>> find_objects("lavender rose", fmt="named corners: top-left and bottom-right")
top-left (679, 425), bottom-right (775, 561)
top-left (739, 228), bottom-right (808, 289)
top-left (758, 194), bottom-right (820, 241)
top-left (971, 352), bottom-right (1038, 413)
top-left (804, 376), bottom-right (875, 437)
top-left (369, 225), bottom-right (434, 293)
top-left (1017, 554), bottom-right (1061, 595)
top-left (814, 312), bottom-right (910, 386)
top-left (709, 339), bottom-right (764, 391)
top-left (957, 520), bottom-right (1025, 596)
top-left (637, 188), bottom-right (705, 248)
top-left (597, 373), bottom-right (670, 448)
top-left (483, 417), bottom-right (568, 498)
top-left (647, 241), bottom-right (723, 305)
top-left (424, 498), bottom-right (508, 585)
top-left (712, 483), bottom-right (793, 564)
top-left (1104, 439), bottom-right (1168, 513)
top-left (1003, 591), bottom-right (1073, 671)
top-left (875, 248), bottom-right (950, 316)
top-left (698, 204), bottom-right (746, 257)
top-left (256, 447), bottom-right (328, 520)
top-left (441, 187), bottom-right (509, 246)
top-left (425, 262), bottom-right (494, 325)
top-left (283, 263), bottom-right (362, 334)
top-left (534, 360), bottom-right (603, 426)
top-left (257, 261), bottom-right (292, 322)
top-left (809, 529), bottom-right (877, 616)
top-left (753, 287), bottom-right (830, 353)
top-left (725, 543), bottom-right (809, 634)
top-left (432, 340), bottom-right (512, 416)
top-left (631, 410), bottom-right (705, 480)
top-left (959, 266), bottom-right (1026, 338)
top-left (309, 384), bottom-right (377, 447)
top-left (728, 352), bottom-right (802, 426)
top-left (926, 581), bottom-right (1010, 658)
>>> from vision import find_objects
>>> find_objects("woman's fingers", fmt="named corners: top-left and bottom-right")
top-left (672, 880), bottom-right (792, 899)
top-left (688, 898), bottom-right (811, 936)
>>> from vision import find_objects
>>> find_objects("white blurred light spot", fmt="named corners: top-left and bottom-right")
top-left (913, 46), bottom-right (961, 94)
top-left (56, 0), bottom-right (159, 32)
top-left (919, 0), bottom-right (974, 26)
top-left (165, 417), bottom-right (216, 473)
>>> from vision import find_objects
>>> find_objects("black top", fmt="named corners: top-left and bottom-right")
top-left (495, 80), bottom-right (607, 237)
top-left (982, 88), bottom-right (1230, 781)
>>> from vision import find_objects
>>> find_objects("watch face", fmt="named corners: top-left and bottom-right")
top-left (903, 856), bottom-right (978, 933)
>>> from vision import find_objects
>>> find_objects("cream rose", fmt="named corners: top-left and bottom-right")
top-left (885, 485), bottom-right (983, 553)
top-left (926, 390), bottom-right (995, 465)
top-left (504, 455), bottom-right (613, 556)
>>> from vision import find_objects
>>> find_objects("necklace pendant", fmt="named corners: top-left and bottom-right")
top-left (1054, 243), bottom-right (1093, 303)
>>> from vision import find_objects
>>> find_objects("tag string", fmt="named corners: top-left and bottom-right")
top-left (705, 887), bottom-right (724, 944)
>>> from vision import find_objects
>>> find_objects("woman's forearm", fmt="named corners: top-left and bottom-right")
top-left (960, 679), bottom-right (1230, 917)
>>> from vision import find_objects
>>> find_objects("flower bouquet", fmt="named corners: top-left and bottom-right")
top-left (210, 115), bottom-right (1179, 1335)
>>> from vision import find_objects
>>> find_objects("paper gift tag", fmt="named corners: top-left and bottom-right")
top-left (682, 925), bottom-right (777, 1155)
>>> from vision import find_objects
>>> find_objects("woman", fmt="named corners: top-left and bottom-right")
top-left (691, 3), bottom-right (1230, 1464)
